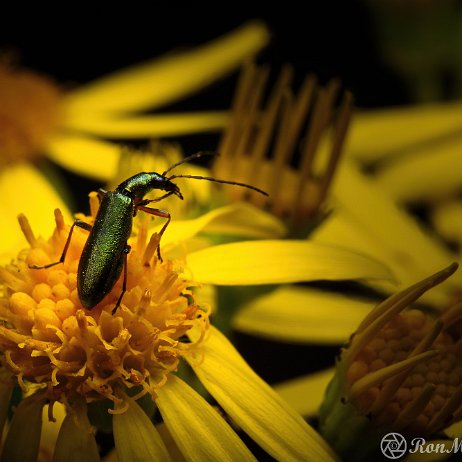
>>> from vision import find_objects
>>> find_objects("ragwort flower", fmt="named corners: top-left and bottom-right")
top-left (319, 263), bottom-right (462, 461)
top-left (0, 22), bottom-right (269, 263)
top-left (210, 63), bottom-right (388, 345)
top-left (0, 193), bottom-right (339, 461)
top-left (200, 64), bottom-right (462, 422)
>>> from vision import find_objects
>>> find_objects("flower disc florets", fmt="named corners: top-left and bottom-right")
top-left (0, 62), bottom-right (61, 166)
top-left (0, 193), bottom-right (208, 408)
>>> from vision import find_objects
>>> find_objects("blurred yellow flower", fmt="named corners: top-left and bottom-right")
top-left (0, 22), bottom-right (269, 263)
top-left (345, 102), bottom-right (462, 253)
top-left (0, 196), bottom-right (341, 461)
top-left (313, 102), bottom-right (462, 305)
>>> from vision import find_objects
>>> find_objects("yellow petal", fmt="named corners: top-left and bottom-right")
top-left (232, 286), bottom-right (371, 344)
top-left (162, 203), bottom-right (286, 248)
top-left (0, 394), bottom-right (45, 462)
top-left (64, 22), bottom-right (269, 114)
top-left (347, 103), bottom-right (462, 164)
top-left (273, 369), bottom-right (334, 417)
top-left (186, 326), bottom-right (338, 462)
top-left (431, 200), bottom-right (462, 244)
top-left (322, 159), bottom-right (461, 305)
top-left (52, 403), bottom-right (99, 462)
top-left (444, 420), bottom-right (462, 439)
top-left (40, 403), bottom-right (66, 461)
top-left (113, 398), bottom-right (172, 462)
top-left (46, 134), bottom-right (121, 181)
top-left (186, 240), bottom-right (393, 285)
top-left (63, 112), bottom-right (230, 137)
top-left (375, 142), bottom-right (462, 201)
top-left (0, 164), bottom-right (72, 264)
top-left (156, 375), bottom-right (257, 462)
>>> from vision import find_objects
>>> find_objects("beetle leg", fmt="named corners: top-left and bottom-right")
top-left (112, 244), bottom-right (131, 314)
top-left (29, 220), bottom-right (92, 269)
top-left (136, 190), bottom-right (175, 209)
top-left (137, 206), bottom-right (171, 262)
top-left (146, 190), bottom-right (175, 204)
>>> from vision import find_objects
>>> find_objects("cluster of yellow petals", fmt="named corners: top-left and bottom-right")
top-left (347, 308), bottom-right (462, 434)
top-left (0, 62), bottom-right (61, 166)
top-left (0, 194), bottom-right (208, 407)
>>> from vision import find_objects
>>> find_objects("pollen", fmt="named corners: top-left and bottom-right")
top-left (0, 197), bottom-right (208, 408)
top-left (0, 61), bottom-right (61, 167)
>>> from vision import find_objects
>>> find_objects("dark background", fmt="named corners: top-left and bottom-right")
top-left (1, 4), bottom-right (407, 108)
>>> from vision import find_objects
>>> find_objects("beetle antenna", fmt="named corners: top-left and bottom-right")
top-left (167, 174), bottom-right (269, 197)
top-left (162, 151), bottom-right (218, 176)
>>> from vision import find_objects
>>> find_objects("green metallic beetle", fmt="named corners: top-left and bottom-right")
top-left (31, 152), bottom-right (268, 313)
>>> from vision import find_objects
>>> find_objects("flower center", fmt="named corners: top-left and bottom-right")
top-left (347, 308), bottom-right (462, 435)
top-left (0, 195), bottom-right (208, 408)
top-left (0, 62), bottom-right (61, 167)
top-left (212, 63), bottom-right (352, 231)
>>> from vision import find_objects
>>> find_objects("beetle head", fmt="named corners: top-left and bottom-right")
top-left (164, 178), bottom-right (183, 200)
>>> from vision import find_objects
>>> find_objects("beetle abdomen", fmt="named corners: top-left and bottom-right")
top-left (78, 191), bottom-right (134, 309)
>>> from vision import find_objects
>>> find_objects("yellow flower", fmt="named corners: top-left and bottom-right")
top-left (0, 196), bottom-right (339, 461)
top-left (213, 63), bottom-right (353, 231)
top-left (208, 63), bottom-right (388, 344)
top-left (277, 102), bottom-right (457, 300)
top-left (192, 65), bottom-right (462, 423)
top-left (343, 102), bottom-right (462, 263)
top-left (318, 264), bottom-right (462, 460)
top-left (0, 22), bottom-right (269, 263)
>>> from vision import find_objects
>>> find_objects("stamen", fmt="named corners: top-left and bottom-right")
top-left (17, 213), bottom-right (36, 246)
top-left (53, 208), bottom-right (65, 232)
top-left (441, 299), bottom-right (462, 328)
top-left (349, 350), bottom-right (438, 402)
top-left (143, 233), bottom-right (160, 265)
top-left (234, 66), bottom-right (270, 169)
top-left (136, 289), bottom-right (152, 317)
top-left (76, 310), bottom-right (88, 334)
top-left (267, 90), bottom-right (295, 211)
top-left (298, 79), bottom-right (341, 185)
top-left (346, 263), bottom-right (458, 362)
top-left (251, 68), bottom-right (301, 174)
top-left (356, 263), bottom-right (458, 335)
top-left (136, 215), bottom-right (149, 255)
top-left (153, 273), bottom-right (178, 304)
top-left (89, 192), bottom-right (100, 219)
